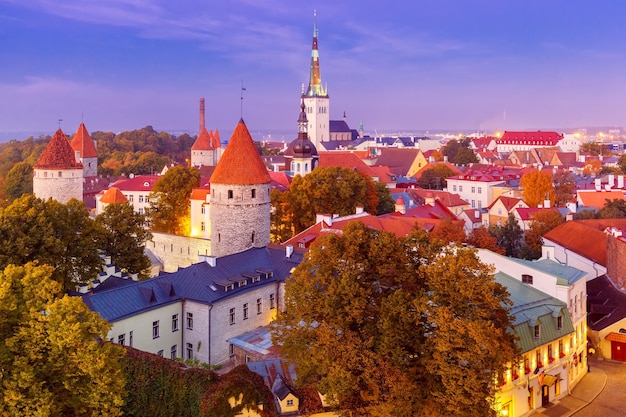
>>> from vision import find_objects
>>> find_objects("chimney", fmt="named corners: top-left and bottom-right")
top-left (316, 213), bottom-right (333, 225)
top-left (619, 175), bottom-right (625, 189)
top-left (355, 206), bottom-right (364, 214)
top-left (595, 178), bottom-right (601, 191)
top-left (199, 97), bottom-right (206, 133)
top-left (543, 199), bottom-right (550, 208)
top-left (286, 245), bottom-right (294, 258)
top-left (395, 197), bottom-right (406, 215)
top-left (425, 192), bottom-right (435, 206)
top-left (77, 283), bottom-right (89, 294)
top-left (609, 174), bottom-right (615, 188)
top-left (443, 155), bottom-right (448, 163)
top-left (198, 254), bottom-right (216, 267)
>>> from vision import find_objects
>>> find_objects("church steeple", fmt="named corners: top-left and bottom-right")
top-left (304, 10), bottom-right (327, 98)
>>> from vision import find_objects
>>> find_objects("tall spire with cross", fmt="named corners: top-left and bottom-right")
top-left (304, 10), bottom-right (327, 98)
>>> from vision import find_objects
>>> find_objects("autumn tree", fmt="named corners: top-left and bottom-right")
top-left (583, 159), bottom-right (602, 176)
top-left (96, 202), bottom-right (153, 279)
top-left (553, 171), bottom-right (576, 207)
top-left (524, 210), bottom-right (565, 258)
top-left (618, 154), bottom-right (626, 174)
top-left (0, 195), bottom-right (103, 290)
top-left (148, 165), bottom-right (200, 235)
top-left (417, 163), bottom-right (458, 190)
top-left (520, 169), bottom-right (555, 208)
top-left (0, 263), bottom-right (126, 416)
top-left (467, 226), bottom-right (505, 254)
top-left (283, 166), bottom-right (380, 234)
top-left (598, 198), bottom-right (626, 219)
top-left (272, 222), bottom-right (517, 416)
top-left (429, 218), bottom-right (465, 244)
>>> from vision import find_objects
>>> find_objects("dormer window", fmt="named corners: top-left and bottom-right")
top-left (522, 274), bottom-right (533, 284)
top-left (238, 280), bottom-right (247, 287)
top-left (557, 315), bottom-right (563, 331)
top-left (225, 284), bottom-right (234, 291)
top-left (534, 324), bottom-right (541, 339)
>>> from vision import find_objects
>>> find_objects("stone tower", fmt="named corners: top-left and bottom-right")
top-left (33, 128), bottom-right (84, 203)
top-left (70, 122), bottom-right (98, 177)
top-left (191, 98), bottom-right (222, 168)
top-left (209, 119), bottom-right (271, 258)
top-left (284, 99), bottom-right (318, 177)
top-left (302, 11), bottom-right (329, 151)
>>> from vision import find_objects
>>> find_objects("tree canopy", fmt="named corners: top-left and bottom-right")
top-left (417, 163), bottom-right (458, 190)
top-left (520, 169), bottom-right (555, 208)
top-left (272, 222), bottom-right (517, 416)
top-left (441, 137), bottom-right (478, 165)
top-left (0, 263), bottom-right (126, 416)
top-left (598, 198), bottom-right (626, 219)
top-left (96, 202), bottom-right (153, 279)
top-left (489, 213), bottom-right (525, 258)
top-left (148, 165), bottom-right (200, 235)
top-left (524, 210), bottom-right (565, 258)
top-left (553, 171), bottom-right (576, 207)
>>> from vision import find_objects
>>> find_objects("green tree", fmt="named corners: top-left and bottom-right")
top-left (417, 164), bottom-right (457, 190)
top-left (148, 165), bottom-right (200, 235)
top-left (524, 210), bottom-right (565, 258)
top-left (272, 222), bottom-right (517, 416)
top-left (270, 189), bottom-right (294, 244)
top-left (0, 263), bottom-right (126, 416)
top-left (467, 226), bottom-right (505, 254)
top-left (374, 181), bottom-right (395, 215)
top-left (96, 202), bottom-right (153, 279)
top-left (4, 161), bottom-right (33, 200)
top-left (489, 213), bottom-right (525, 258)
top-left (618, 154), bottom-right (626, 174)
top-left (454, 147), bottom-right (479, 165)
top-left (0, 195), bottom-right (103, 290)
top-left (285, 167), bottom-right (379, 234)
top-left (598, 198), bottom-right (626, 219)
top-left (520, 169), bottom-right (555, 208)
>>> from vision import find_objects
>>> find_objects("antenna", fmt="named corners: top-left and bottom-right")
top-left (240, 81), bottom-right (246, 118)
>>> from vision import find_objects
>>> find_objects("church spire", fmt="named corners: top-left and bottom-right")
top-left (304, 10), bottom-right (327, 98)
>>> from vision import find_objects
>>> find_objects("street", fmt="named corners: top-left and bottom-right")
top-left (572, 358), bottom-right (626, 417)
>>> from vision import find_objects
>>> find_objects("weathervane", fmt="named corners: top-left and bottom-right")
top-left (57, 118), bottom-right (63, 129)
top-left (240, 81), bottom-right (246, 118)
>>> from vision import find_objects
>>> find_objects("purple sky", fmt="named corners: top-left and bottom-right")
top-left (2, 0), bottom-right (626, 139)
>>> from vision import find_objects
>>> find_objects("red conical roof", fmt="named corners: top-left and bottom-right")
top-left (191, 127), bottom-right (215, 150)
top-left (34, 129), bottom-right (83, 169)
top-left (70, 122), bottom-right (98, 158)
top-left (99, 187), bottom-right (128, 204)
top-left (210, 119), bottom-right (270, 185)
top-left (211, 128), bottom-right (221, 149)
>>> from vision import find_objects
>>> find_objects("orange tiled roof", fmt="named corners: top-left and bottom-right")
top-left (190, 188), bottom-right (211, 200)
top-left (34, 129), bottom-right (83, 170)
top-left (578, 190), bottom-right (626, 209)
top-left (99, 187), bottom-right (128, 204)
top-left (70, 122), bottom-right (98, 158)
top-left (212, 128), bottom-right (221, 149)
top-left (191, 127), bottom-right (215, 151)
top-left (210, 119), bottom-right (270, 185)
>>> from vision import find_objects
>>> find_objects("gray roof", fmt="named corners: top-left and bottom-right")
top-left (81, 246), bottom-right (304, 322)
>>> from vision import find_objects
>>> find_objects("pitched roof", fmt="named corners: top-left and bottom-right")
top-left (99, 187), bottom-right (128, 204)
top-left (372, 148), bottom-right (420, 177)
top-left (70, 122), bottom-right (98, 158)
top-left (488, 195), bottom-right (526, 211)
top-left (110, 175), bottom-right (159, 192)
top-left (190, 188), bottom-right (211, 201)
top-left (577, 190), bottom-right (626, 209)
top-left (191, 127), bottom-right (215, 150)
top-left (318, 151), bottom-right (378, 177)
top-left (542, 219), bottom-right (626, 267)
top-left (406, 187), bottom-right (467, 208)
top-left (34, 129), bottom-right (83, 170)
top-left (514, 207), bottom-right (562, 221)
top-left (210, 119), bottom-right (271, 185)
top-left (587, 274), bottom-right (626, 331)
top-left (498, 131), bottom-right (564, 146)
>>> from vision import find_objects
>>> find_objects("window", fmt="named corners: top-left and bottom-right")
top-left (459, 185), bottom-right (463, 192)
top-left (172, 314), bottom-right (179, 332)
top-left (534, 324), bottom-right (541, 339)
top-left (548, 344), bottom-right (553, 359)
top-left (471, 186), bottom-right (475, 193)
top-left (186, 343), bottom-right (193, 360)
top-left (559, 339), bottom-right (564, 355)
top-left (286, 399), bottom-right (294, 407)
top-left (230, 308), bottom-right (236, 325)
top-left (257, 298), bottom-right (262, 314)
top-left (557, 315), bottom-right (563, 331)
top-left (229, 343), bottom-right (235, 357)
top-left (574, 295), bottom-right (578, 313)
top-left (251, 231), bottom-right (255, 243)
top-left (153, 320), bottom-right (160, 339)
top-left (497, 208), bottom-right (502, 215)
top-left (251, 189), bottom-right (256, 198)
top-left (536, 349), bottom-right (541, 366)
top-left (522, 274), bottom-right (533, 284)
top-left (243, 303), bottom-right (249, 320)
top-left (145, 196), bottom-right (149, 203)
top-left (157, 350), bottom-right (164, 357)
top-left (228, 190), bottom-right (233, 199)
top-left (118, 334), bottom-right (125, 346)
top-left (171, 345), bottom-right (177, 360)
top-left (187, 312), bottom-right (194, 330)
top-left (471, 200), bottom-right (475, 208)
top-left (478, 187), bottom-right (482, 194)
top-left (201, 206), bottom-right (205, 214)
top-left (453, 185), bottom-right (457, 192)
top-left (129, 331), bottom-right (133, 347)
top-left (270, 294), bottom-right (276, 309)
top-left (127, 195), bottom-right (134, 202)
top-left (58, 171), bottom-right (62, 177)
top-left (139, 195), bottom-right (144, 203)
top-left (477, 201), bottom-right (482, 208)
top-left (138, 208), bottom-right (144, 215)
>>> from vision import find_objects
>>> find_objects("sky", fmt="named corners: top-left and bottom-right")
top-left (2, 1), bottom-right (626, 140)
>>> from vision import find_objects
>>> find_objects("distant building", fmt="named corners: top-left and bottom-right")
top-left (282, 100), bottom-right (318, 177)
top-left (191, 98), bottom-right (222, 168)
top-left (70, 122), bottom-right (98, 178)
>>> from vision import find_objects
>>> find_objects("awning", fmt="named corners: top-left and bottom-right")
top-left (543, 374), bottom-right (558, 387)
top-left (605, 332), bottom-right (626, 343)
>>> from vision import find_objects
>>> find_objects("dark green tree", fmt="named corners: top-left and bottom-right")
top-left (489, 213), bottom-right (525, 258)
top-left (4, 161), bottom-right (33, 200)
top-left (417, 163), bottom-right (457, 190)
top-left (598, 198), bottom-right (626, 219)
top-left (96, 202), bottom-right (153, 279)
top-left (374, 181), bottom-right (395, 215)
top-left (148, 165), bottom-right (200, 235)
top-left (272, 222), bottom-right (517, 417)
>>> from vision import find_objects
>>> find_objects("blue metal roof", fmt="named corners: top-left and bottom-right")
top-left (503, 257), bottom-right (586, 286)
top-left (81, 247), bottom-right (302, 322)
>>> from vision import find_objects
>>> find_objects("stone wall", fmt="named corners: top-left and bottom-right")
top-left (606, 235), bottom-right (626, 290)
top-left (33, 168), bottom-right (83, 203)
top-left (148, 232), bottom-right (212, 272)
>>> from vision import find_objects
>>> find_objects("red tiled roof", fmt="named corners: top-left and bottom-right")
top-left (70, 122), bottom-right (98, 158)
top-left (190, 188), bottom-right (211, 200)
top-left (210, 119), bottom-right (271, 185)
top-left (110, 175), bottom-right (159, 191)
top-left (212, 128), bottom-right (221, 149)
top-left (498, 131), bottom-right (563, 146)
top-left (191, 127), bottom-right (214, 150)
top-left (514, 207), bottom-right (560, 221)
top-left (99, 187), bottom-right (127, 204)
top-left (406, 187), bottom-right (467, 208)
top-left (488, 196), bottom-right (525, 211)
top-left (318, 151), bottom-right (378, 177)
top-left (34, 129), bottom-right (83, 169)
top-left (578, 190), bottom-right (626, 209)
